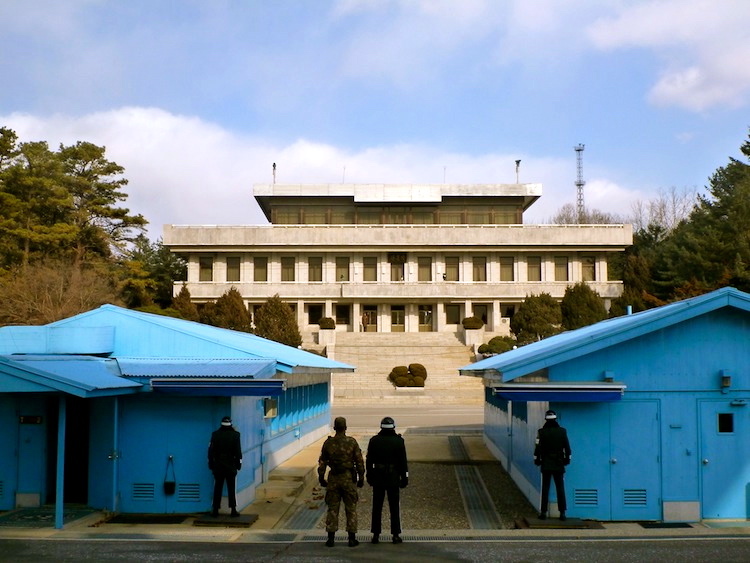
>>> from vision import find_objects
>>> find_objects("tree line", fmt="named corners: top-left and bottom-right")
top-left (2, 125), bottom-right (749, 347)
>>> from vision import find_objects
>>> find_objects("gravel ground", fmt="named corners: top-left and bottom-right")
top-left (313, 460), bottom-right (536, 531)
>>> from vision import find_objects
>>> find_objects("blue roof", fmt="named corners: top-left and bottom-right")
top-left (117, 358), bottom-right (277, 379)
top-left (0, 355), bottom-right (143, 398)
top-left (460, 287), bottom-right (750, 381)
top-left (47, 305), bottom-right (354, 374)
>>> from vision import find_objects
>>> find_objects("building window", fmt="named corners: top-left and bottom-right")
top-left (335, 257), bottom-right (350, 281)
top-left (302, 206), bottom-right (327, 224)
top-left (357, 209), bottom-right (381, 224)
top-left (527, 256), bottom-right (542, 281)
top-left (308, 256), bottom-right (323, 282)
top-left (308, 304), bottom-right (323, 325)
top-left (331, 208), bottom-right (354, 224)
top-left (418, 305), bottom-right (433, 331)
top-left (582, 256), bottom-right (596, 282)
top-left (363, 256), bottom-right (377, 282)
top-left (445, 256), bottom-right (459, 281)
top-left (499, 256), bottom-right (514, 281)
top-left (199, 256), bottom-right (213, 282)
top-left (335, 304), bottom-right (351, 326)
top-left (473, 256), bottom-right (487, 282)
top-left (254, 257), bottom-right (268, 282)
top-left (445, 304), bottom-right (461, 325)
top-left (718, 413), bottom-right (734, 433)
top-left (412, 210), bottom-right (435, 224)
top-left (418, 257), bottom-right (432, 282)
top-left (226, 257), bottom-right (240, 282)
top-left (391, 262), bottom-right (405, 282)
top-left (438, 211), bottom-right (463, 224)
top-left (391, 305), bottom-right (405, 331)
top-left (281, 257), bottom-right (295, 282)
top-left (555, 256), bottom-right (569, 281)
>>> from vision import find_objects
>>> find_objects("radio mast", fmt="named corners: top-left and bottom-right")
top-left (574, 144), bottom-right (585, 222)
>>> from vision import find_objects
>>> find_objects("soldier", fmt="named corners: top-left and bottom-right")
top-left (366, 416), bottom-right (408, 544)
top-left (318, 416), bottom-right (365, 547)
top-left (208, 416), bottom-right (242, 517)
top-left (534, 410), bottom-right (571, 521)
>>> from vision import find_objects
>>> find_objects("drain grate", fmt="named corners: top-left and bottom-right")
top-left (281, 502), bottom-right (325, 529)
top-left (448, 436), bottom-right (470, 461)
top-left (455, 465), bottom-right (502, 530)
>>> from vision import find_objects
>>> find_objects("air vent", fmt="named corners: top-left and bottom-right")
top-left (574, 489), bottom-right (598, 506)
top-left (132, 483), bottom-right (155, 500)
top-left (623, 489), bottom-right (647, 506)
top-left (178, 483), bottom-right (201, 502)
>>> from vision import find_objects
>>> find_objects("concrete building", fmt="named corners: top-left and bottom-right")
top-left (163, 183), bottom-right (632, 339)
top-left (460, 287), bottom-right (750, 522)
top-left (0, 306), bottom-right (352, 527)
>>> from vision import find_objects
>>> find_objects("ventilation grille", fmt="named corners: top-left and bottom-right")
top-left (623, 489), bottom-right (647, 506)
top-left (132, 483), bottom-right (155, 500)
top-left (178, 483), bottom-right (201, 502)
top-left (574, 489), bottom-right (599, 506)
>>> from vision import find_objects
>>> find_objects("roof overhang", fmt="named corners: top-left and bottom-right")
top-left (492, 381), bottom-right (626, 402)
top-left (150, 378), bottom-right (285, 396)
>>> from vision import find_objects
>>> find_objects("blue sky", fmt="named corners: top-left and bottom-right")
top-left (1, 0), bottom-right (749, 238)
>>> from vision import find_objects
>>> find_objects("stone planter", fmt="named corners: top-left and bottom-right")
top-left (317, 328), bottom-right (336, 346)
top-left (461, 327), bottom-right (485, 348)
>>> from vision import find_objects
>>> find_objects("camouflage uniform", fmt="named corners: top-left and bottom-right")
top-left (318, 433), bottom-right (365, 533)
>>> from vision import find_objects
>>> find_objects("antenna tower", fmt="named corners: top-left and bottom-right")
top-left (574, 144), bottom-right (585, 221)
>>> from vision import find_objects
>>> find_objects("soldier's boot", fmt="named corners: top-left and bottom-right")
top-left (559, 511), bottom-right (567, 521)
top-left (348, 532), bottom-right (359, 547)
top-left (538, 512), bottom-right (547, 520)
top-left (325, 532), bottom-right (335, 547)
top-left (371, 533), bottom-right (379, 544)
top-left (392, 535), bottom-right (403, 544)
top-left (230, 508), bottom-right (240, 517)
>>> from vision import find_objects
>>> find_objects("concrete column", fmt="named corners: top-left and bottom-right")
top-left (436, 302), bottom-right (446, 332)
top-left (598, 256), bottom-right (608, 281)
top-left (187, 255), bottom-right (200, 283)
top-left (491, 300), bottom-right (501, 332)
top-left (215, 257), bottom-right (227, 283)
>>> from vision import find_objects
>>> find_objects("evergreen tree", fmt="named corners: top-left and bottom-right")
top-left (172, 284), bottom-right (199, 321)
top-left (560, 282), bottom-right (607, 330)
top-left (212, 287), bottom-right (253, 332)
top-left (510, 293), bottom-right (562, 343)
top-left (254, 294), bottom-right (302, 347)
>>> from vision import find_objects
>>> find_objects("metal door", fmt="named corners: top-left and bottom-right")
top-left (699, 400), bottom-right (749, 518)
top-left (0, 397), bottom-right (18, 510)
top-left (609, 401), bottom-right (661, 520)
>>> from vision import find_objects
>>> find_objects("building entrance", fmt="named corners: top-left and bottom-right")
top-left (362, 306), bottom-right (378, 332)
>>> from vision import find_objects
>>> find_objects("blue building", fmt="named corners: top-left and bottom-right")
top-left (460, 287), bottom-right (750, 522)
top-left (0, 305), bottom-right (352, 526)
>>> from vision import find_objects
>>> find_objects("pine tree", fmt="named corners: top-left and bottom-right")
top-left (254, 294), bottom-right (302, 347)
top-left (172, 284), bottom-right (199, 321)
top-left (510, 293), bottom-right (562, 343)
top-left (561, 282), bottom-right (607, 330)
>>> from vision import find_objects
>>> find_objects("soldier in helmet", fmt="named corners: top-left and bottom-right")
top-left (208, 416), bottom-right (242, 517)
top-left (318, 416), bottom-right (365, 547)
top-left (366, 416), bottom-right (409, 544)
top-left (534, 409), bottom-right (571, 521)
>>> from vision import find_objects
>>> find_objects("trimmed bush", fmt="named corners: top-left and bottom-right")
top-left (394, 376), bottom-right (409, 387)
top-left (412, 376), bottom-right (425, 387)
top-left (408, 363), bottom-right (427, 380)
top-left (462, 316), bottom-right (484, 329)
top-left (318, 317), bottom-right (336, 329)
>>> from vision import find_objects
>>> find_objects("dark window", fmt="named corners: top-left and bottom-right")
top-left (335, 257), bottom-right (350, 281)
top-left (499, 256), bottom-right (514, 281)
top-left (199, 256), bottom-right (213, 282)
top-left (308, 256), bottom-right (323, 282)
top-left (445, 304), bottom-right (461, 324)
top-left (473, 256), bottom-right (487, 282)
top-left (527, 256), bottom-right (542, 281)
top-left (226, 257), bottom-right (240, 282)
top-left (555, 256), bottom-right (569, 281)
top-left (582, 256), bottom-right (596, 281)
top-left (363, 256), bottom-right (377, 282)
top-left (718, 413), bottom-right (734, 433)
top-left (253, 257), bottom-right (268, 282)
top-left (418, 257), bottom-right (432, 282)
top-left (445, 256), bottom-right (459, 281)
top-left (281, 257), bottom-right (295, 282)
top-left (308, 304), bottom-right (323, 325)
top-left (335, 304), bottom-right (351, 325)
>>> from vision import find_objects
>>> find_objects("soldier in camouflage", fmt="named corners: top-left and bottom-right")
top-left (318, 416), bottom-right (365, 547)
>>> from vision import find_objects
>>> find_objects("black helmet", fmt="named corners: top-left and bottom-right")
top-left (380, 416), bottom-right (395, 429)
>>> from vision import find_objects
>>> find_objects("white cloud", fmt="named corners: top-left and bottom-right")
top-left (588, 0), bottom-right (750, 110)
top-left (2, 107), bottom-right (646, 238)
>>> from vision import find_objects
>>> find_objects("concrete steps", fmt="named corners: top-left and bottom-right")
top-left (324, 332), bottom-right (484, 406)
top-left (254, 438), bottom-right (323, 500)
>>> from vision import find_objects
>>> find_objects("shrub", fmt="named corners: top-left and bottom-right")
top-left (391, 365), bottom-right (409, 378)
top-left (318, 317), bottom-right (336, 329)
top-left (394, 376), bottom-right (409, 387)
top-left (412, 376), bottom-right (425, 387)
top-left (408, 363), bottom-right (427, 380)
top-left (462, 316), bottom-right (484, 329)
top-left (479, 335), bottom-right (517, 355)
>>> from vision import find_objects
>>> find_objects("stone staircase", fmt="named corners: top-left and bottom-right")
top-left (324, 332), bottom-right (484, 406)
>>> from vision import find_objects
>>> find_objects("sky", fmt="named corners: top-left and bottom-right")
top-left (1, 0), bottom-right (749, 239)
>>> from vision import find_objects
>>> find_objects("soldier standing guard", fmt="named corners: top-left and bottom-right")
top-left (208, 416), bottom-right (242, 517)
top-left (366, 416), bottom-right (409, 544)
top-left (534, 409), bottom-right (571, 521)
top-left (318, 416), bottom-right (365, 547)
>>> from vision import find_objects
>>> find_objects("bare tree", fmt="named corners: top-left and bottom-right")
top-left (630, 186), bottom-right (698, 233)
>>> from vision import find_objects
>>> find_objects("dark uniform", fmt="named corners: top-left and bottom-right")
top-left (366, 416), bottom-right (408, 543)
top-left (208, 416), bottom-right (242, 516)
top-left (534, 410), bottom-right (571, 520)
top-left (318, 417), bottom-right (365, 545)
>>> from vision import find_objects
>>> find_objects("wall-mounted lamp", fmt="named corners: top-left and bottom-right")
top-left (720, 370), bottom-right (731, 393)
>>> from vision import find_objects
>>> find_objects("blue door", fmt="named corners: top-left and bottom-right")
top-left (0, 397), bottom-right (18, 510)
top-left (118, 397), bottom-right (217, 514)
top-left (700, 400), bottom-right (750, 518)
top-left (609, 400), bottom-right (661, 520)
